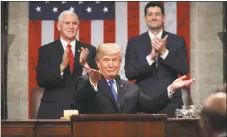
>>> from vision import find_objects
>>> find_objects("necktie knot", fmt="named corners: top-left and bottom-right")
top-left (67, 44), bottom-right (71, 48)
top-left (108, 80), bottom-right (114, 85)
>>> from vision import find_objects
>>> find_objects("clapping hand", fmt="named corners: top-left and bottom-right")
top-left (169, 75), bottom-right (195, 92)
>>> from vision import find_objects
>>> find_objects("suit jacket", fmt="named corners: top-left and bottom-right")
top-left (124, 31), bottom-right (189, 117)
top-left (36, 39), bottom-right (97, 119)
top-left (73, 75), bottom-right (171, 114)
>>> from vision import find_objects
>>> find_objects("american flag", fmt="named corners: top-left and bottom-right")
top-left (28, 1), bottom-right (190, 117)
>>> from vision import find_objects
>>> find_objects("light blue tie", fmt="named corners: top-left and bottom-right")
top-left (108, 80), bottom-right (118, 103)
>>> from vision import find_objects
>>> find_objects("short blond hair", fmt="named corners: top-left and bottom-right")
top-left (96, 43), bottom-right (122, 61)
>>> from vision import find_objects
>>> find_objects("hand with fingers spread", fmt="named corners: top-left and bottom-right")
top-left (80, 47), bottom-right (89, 66)
top-left (169, 75), bottom-right (195, 93)
top-left (88, 69), bottom-right (101, 86)
top-left (152, 35), bottom-right (168, 55)
top-left (60, 49), bottom-right (69, 73)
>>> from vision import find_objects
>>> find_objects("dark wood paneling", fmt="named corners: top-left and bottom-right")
top-left (1, 116), bottom-right (201, 137)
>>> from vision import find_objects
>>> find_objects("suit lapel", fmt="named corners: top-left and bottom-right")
top-left (98, 77), bottom-right (117, 107)
top-left (55, 39), bottom-right (64, 67)
top-left (117, 80), bottom-right (127, 113)
top-left (74, 40), bottom-right (82, 65)
top-left (161, 30), bottom-right (168, 39)
top-left (143, 32), bottom-right (152, 54)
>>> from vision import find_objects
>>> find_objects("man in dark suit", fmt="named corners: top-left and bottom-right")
top-left (200, 91), bottom-right (226, 137)
top-left (124, 2), bottom-right (189, 117)
top-left (73, 43), bottom-right (194, 114)
top-left (36, 10), bottom-right (97, 119)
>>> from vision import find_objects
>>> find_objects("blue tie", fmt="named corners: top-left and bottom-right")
top-left (108, 80), bottom-right (118, 103)
top-left (155, 56), bottom-right (159, 67)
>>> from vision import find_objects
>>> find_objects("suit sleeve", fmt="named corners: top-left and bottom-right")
top-left (36, 47), bottom-right (65, 89)
top-left (160, 37), bottom-right (189, 75)
top-left (137, 85), bottom-right (171, 113)
top-left (73, 75), bottom-right (96, 108)
top-left (124, 40), bottom-right (155, 80)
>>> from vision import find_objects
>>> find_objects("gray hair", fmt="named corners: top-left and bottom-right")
top-left (58, 10), bottom-right (79, 22)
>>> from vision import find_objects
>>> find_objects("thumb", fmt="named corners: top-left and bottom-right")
top-left (178, 75), bottom-right (187, 80)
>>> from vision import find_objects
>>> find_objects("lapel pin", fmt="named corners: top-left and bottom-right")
top-left (120, 85), bottom-right (123, 87)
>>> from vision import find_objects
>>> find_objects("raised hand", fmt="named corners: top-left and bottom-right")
top-left (152, 35), bottom-right (168, 55)
top-left (150, 47), bottom-right (158, 60)
top-left (60, 49), bottom-right (69, 72)
top-left (88, 69), bottom-right (101, 86)
top-left (80, 47), bottom-right (89, 66)
top-left (169, 75), bottom-right (195, 92)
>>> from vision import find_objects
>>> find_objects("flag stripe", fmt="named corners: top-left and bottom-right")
top-left (116, 2), bottom-right (128, 80)
top-left (42, 21), bottom-right (54, 45)
top-left (79, 20), bottom-right (91, 44)
top-left (128, 2), bottom-right (140, 40)
top-left (177, 2), bottom-right (190, 79)
top-left (164, 2), bottom-right (177, 34)
top-left (54, 21), bottom-right (60, 40)
top-left (91, 20), bottom-right (103, 47)
top-left (28, 20), bottom-right (42, 118)
top-left (104, 20), bottom-right (115, 43)
top-left (115, 1), bottom-right (127, 49)
top-left (139, 2), bottom-right (148, 34)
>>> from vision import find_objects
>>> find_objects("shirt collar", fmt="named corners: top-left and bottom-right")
top-left (60, 37), bottom-right (76, 48)
top-left (106, 79), bottom-right (116, 85)
top-left (148, 29), bottom-right (163, 39)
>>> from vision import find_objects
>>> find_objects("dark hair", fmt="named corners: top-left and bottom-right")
top-left (201, 108), bottom-right (226, 132)
top-left (144, 2), bottom-right (165, 16)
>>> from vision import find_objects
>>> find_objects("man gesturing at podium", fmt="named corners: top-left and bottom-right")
top-left (73, 43), bottom-right (194, 114)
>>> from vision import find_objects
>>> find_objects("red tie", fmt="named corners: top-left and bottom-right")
top-left (67, 44), bottom-right (74, 73)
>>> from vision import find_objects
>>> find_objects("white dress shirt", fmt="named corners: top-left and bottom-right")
top-left (89, 78), bottom-right (173, 98)
top-left (60, 37), bottom-right (76, 56)
top-left (60, 38), bottom-right (76, 76)
top-left (146, 29), bottom-right (169, 66)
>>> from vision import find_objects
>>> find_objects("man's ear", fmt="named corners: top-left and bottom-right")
top-left (57, 22), bottom-right (61, 31)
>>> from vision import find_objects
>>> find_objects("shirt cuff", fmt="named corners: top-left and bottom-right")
top-left (89, 77), bottom-right (98, 92)
top-left (60, 72), bottom-right (64, 78)
top-left (160, 49), bottom-right (169, 60)
top-left (82, 67), bottom-right (88, 76)
top-left (167, 85), bottom-right (174, 99)
top-left (146, 55), bottom-right (155, 66)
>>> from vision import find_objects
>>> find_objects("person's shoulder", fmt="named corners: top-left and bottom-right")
top-left (128, 32), bottom-right (148, 42)
top-left (38, 39), bottom-right (60, 51)
top-left (120, 79), bottom-right (140, 90)
top-left (77, 40), bottom-right (96, 50)
top-left (164, 31), bottom-right (184, 40)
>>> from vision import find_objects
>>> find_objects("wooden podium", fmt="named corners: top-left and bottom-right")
top-left (2, 114), bottom-right (201, 137)
top-left (70, 114), bottom-right (167, 137)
